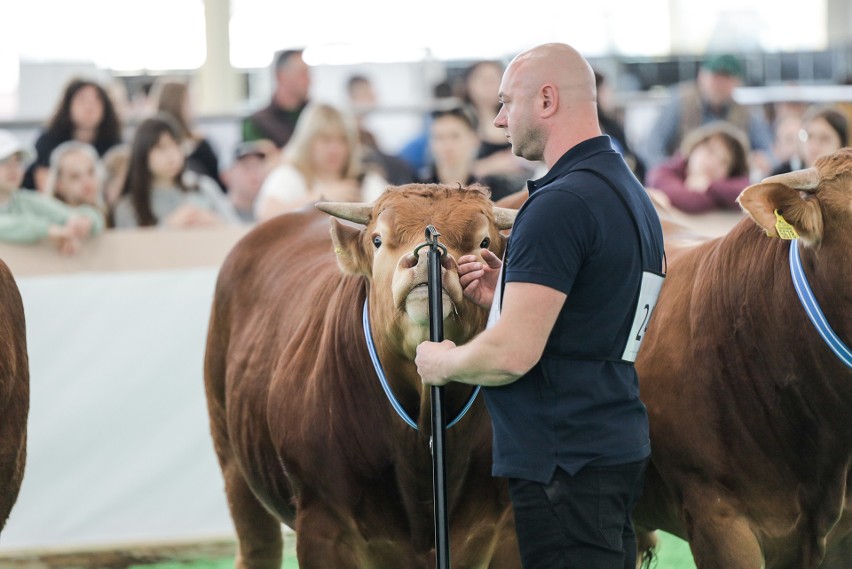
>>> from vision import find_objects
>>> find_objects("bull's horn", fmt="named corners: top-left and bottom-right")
top-left (315, 202), bottom-right (373, 225)
top-left (761, 168), bottom-right (820, 191)
top-left (493, 207), bottom-right (517, 230)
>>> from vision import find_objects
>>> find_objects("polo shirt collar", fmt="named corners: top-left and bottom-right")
top-left (527, 135), bottom-right (613, 195)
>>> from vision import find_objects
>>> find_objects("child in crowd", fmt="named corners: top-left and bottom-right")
top-left (645, 121), bottom-right (751, 214)
top-left (44, 140), bottom-right (106, 212)
top-left (0, 130), bottom-right (104, 254)
top-left (111, 114), bottom-right (239, 229)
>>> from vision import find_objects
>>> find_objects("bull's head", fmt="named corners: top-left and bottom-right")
top-left (737, 147), bottom-right (852, 248)
top-left (317, 183), bottom-right (516, 359)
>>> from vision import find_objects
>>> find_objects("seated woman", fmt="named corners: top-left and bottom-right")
top-left (24, 78), bottom-right (123, 191)
top-left (111, 114), bottom-right (238, 229)
top-left (645, 121), bottom-right (750, 214)
top-left (771, 104), bottom-right (848, 175)
top-left (254, 103), bottom-right (388, 221)
top-left (416, 106), bottom-right (481, 187)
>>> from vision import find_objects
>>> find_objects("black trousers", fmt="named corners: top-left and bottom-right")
top-left (508, 459), bottom-right (647, 569)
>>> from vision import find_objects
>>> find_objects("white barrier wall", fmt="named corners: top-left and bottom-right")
top-left (0, 227), bottom-right (251, 550)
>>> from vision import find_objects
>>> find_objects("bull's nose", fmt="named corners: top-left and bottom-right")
top-left (399, 252), bottom-right (418, 269)
top-left (398, 248), bottom-right (457, 276)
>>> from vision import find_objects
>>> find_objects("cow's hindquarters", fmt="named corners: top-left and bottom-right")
top-left (204, 278), bottom-right (284, 569)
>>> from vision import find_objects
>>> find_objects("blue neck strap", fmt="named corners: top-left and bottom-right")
top-left (789, 239), bottom-right (852, 368)
top-left (362, 300), bottom-right (481, 430)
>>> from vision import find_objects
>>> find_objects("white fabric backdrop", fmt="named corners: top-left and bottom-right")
top-left (0, 267), bottom-right (235, 549)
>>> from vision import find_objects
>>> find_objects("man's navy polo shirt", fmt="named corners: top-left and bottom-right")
top-left (483, 136), bottom-right (664, 484)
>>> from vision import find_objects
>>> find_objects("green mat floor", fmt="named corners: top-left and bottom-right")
top-left (134, 531), bottom-right (696, 569)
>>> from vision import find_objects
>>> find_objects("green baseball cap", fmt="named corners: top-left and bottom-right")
top-left (702, 54), bottom-right (743, 77)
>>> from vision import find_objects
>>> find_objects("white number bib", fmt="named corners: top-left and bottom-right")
top-left (621, 271), bottom-right (665, 363)
top-left (486, 263), bottom-right (505, 330)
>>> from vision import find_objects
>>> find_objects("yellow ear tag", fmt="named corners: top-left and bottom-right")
top-left (774, 209), bottom-right (799, 240)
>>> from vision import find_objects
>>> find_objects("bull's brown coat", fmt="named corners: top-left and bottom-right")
top-left (205, 185), bottom-right (521, 568)
top-left (0, 258), bottom-right (28, 534)
top-left (633, 149), bottom-right (852, 568)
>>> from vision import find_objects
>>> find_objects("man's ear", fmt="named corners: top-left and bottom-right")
top-left (737, 182), bottom-right (823, 244)
top-left (329, 218), bottom-right (370, 276)
top-left (540, 84), bottom-right (558, 118)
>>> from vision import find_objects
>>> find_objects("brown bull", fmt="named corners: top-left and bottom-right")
top-left (204, 184), bottom-right (523, 568)
top-left (633, 148), bottom-right (852, 568)
top-left (0, 258), bottom-right (28, 533)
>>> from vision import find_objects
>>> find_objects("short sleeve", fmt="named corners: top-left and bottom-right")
top-left (504, 190), bottom-right (598, 295)
top-left (256, 165), bottom-right (308, 205)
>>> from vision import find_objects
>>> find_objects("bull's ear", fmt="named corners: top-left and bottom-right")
top-left (329, 218), bottom-right (370, 276)
top-left (737, 182), bottom-right (823, 243)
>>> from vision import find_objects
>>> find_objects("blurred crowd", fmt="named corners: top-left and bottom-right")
top-left (0, 49), bottom-right (849, 255)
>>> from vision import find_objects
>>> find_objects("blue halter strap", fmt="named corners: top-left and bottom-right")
top-left (361, 300), bottom-right (481, 430)
top-left (789, 239), bottom-right (852, 368)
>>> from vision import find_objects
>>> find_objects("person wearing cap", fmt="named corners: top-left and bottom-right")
top-left (643, 54), bottom-right (774, 176)
top-left (222, 140), bottom-right (277, 223)
top-left (0, 130), bottom-right (104, 255)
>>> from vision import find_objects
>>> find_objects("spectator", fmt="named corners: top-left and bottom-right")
top-left (461, 59), bottom-right (535, 197)
top-left (771, 112), bottom-right (805, 173)
top-left (772, 104), bottom-right (848, 175)
top-left (242, 49), bottom-right (310, 148)
top-left (23, 77), bottom-right (123, 191)
top-left (645, 121), bottom-right (751, 214)
top-left (397, 79), bottom-right (457, 173)
top-left (416, 105), bottom-right (481, 188)
top-left (150, 78), bottom-right (225, 191)
top-left (254, 103), bottom-right (389, 221)
top-left (347, 74), bottom-right (378, 119)
top-left (346, 74), bottom-right (415, 185)
top-left (221, 140), bottom-right (276, 223)
top-left (44, 141), bottom-right (106, 213)
top-left (643, 54), bottom-right (774, 176)
top-left (111, 114), bottom-right (238, 229)
top-left (0, 130), bottom-right (103, 255)
top-left (594, 70), bottom-right (646, 180)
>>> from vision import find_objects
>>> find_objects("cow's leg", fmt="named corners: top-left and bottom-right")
top-left (222, 460), bottom-right (284, 569)
top-left (294, 505), bottom-right (372, 569)
top-left (487, 527), bottom-right (523, 569)
top-left (683, 497), bottom-right (763, 569)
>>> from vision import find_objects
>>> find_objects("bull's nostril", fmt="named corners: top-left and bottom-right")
top-left (400, 254), bottom-right (417, 269)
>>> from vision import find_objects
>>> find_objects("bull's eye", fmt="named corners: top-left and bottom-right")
top-left (372, 235), bottom-right (382, 249)
top-left (479, 237), bottom-right (491, 249)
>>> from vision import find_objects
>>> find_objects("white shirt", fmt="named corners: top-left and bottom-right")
top-left (254, 164), bottom-right (389, 219)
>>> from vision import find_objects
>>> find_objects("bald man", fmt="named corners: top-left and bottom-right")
top-left (416, 43), bottom-right (665, 568)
